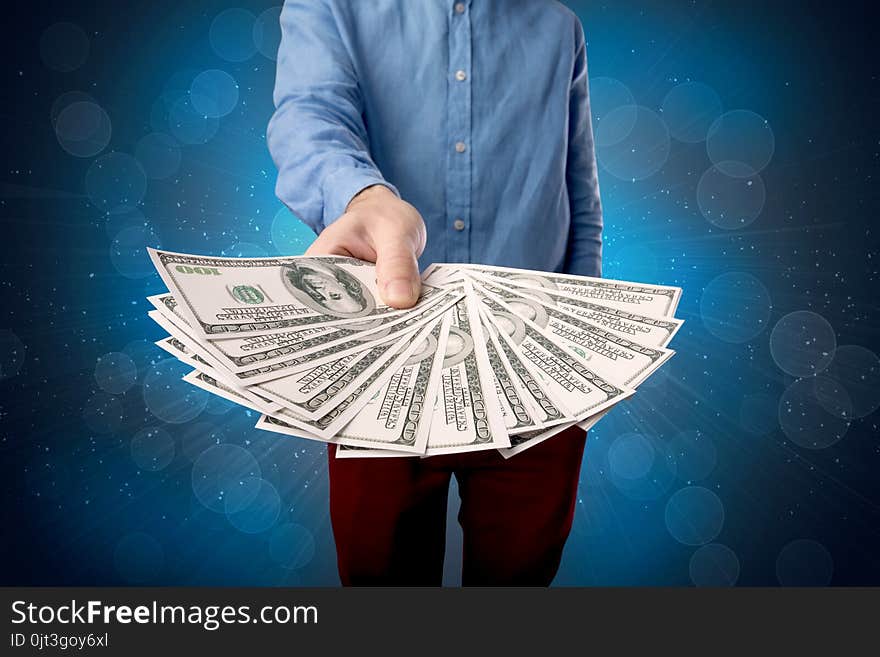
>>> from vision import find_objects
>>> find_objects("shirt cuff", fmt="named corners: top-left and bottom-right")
top-left (321, 167), bottom-right (400, 229)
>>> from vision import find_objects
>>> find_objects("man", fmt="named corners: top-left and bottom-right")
top-left (268, 0), bottom-right (603, 585)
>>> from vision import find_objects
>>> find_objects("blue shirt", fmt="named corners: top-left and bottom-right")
top-left (268, 0), bottom-right (602, 277)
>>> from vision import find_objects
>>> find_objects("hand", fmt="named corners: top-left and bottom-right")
top-left (305, 185), bottom-right (427, 308)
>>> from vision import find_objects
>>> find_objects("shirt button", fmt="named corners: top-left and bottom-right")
top-left (453, 219), bottom-right (466, 231)
top-left (455, 70), bottom-right (467, 81)
top-left (454, 3), bottom-right (466, 14)
top-left (455, 141), bottom-right (467, 153)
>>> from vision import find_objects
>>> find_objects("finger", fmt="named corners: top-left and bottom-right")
top-left (374, 240), bottom-right (421, 309)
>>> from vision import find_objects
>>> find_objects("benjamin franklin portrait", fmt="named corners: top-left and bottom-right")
top-left (282, 261), bottom-right (376, 319)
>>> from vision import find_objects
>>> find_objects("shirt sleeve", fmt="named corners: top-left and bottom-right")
top-left (267, 0), bottom-right (399, 234)
top-left (562, 17), bottom-right (604, 278)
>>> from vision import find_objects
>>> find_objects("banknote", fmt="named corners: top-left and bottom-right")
top-left (146, 288), bottom-right (457, 380)
top-left (477, 305), bottom-right (570, 434)
top-left (473, 285), bottom-right (635, 423)
top-left (151, 307), bottom-right (433, 421)
top-left (254, 335), bottom-right (417, 420)
top-left (148, 248), bottom-right (443, 339)
top-left (262, 318), bottom-right (444, 440)
top-left (149, 289), bottom-right (461, 385)
top-left (464, 272), bottom-right (682, 348)
top-left (258, 314), bottom-right (451, 453)
top-left (423, 283), bottom-right (510, 454)
top-left (472, 279), bottom-right (676, 388)
top-left (426, 263), bottom-right (682, 317)
top-left (144, 253), bottom-right (682, 459)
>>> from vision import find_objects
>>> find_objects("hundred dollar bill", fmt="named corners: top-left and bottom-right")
top-left (254, 336), bottom-right (417, 421)
top-left (464, 272), bottom-right (682, 348)
top-left (477, 305), bottom-right (570, 435)
top-left (148, 289), bottom-right (461, 385)
top-left (474, 286), bottom-right (635, 423)
top-left (261, 318), bottom-right (443, 440)
top-left (472, 280), bottom-right (675, 388)
top-left (426, 262), bottom-right (682, 317)
top-left (146, 287), bottom-right (455, 379)
top-left (150, 308), bottom-right (431, 421)
top-left (148, 248), bottom-right (442, 340)
top-left (258, 314), bottom-right (451, 454)
top-left (423, 283), bottom-right (510, 454)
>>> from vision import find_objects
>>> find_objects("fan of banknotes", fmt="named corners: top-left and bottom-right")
top-left (146, 248), bottom-right (682, 459)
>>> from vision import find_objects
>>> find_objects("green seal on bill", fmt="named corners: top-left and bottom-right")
top-left (231, 285), bottom-right (265, 304)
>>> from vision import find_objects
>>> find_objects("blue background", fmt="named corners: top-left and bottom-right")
top-left (2, 0), bottom-right (878, 586)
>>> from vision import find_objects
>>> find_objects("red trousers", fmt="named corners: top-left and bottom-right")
top-left (327, 426), bottom-right (586, 586)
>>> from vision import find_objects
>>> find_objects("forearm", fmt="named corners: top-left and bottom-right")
top-left (267, 0), bottom-right (396, 233)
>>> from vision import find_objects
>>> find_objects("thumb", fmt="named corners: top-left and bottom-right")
top-left (375, 238), bottom-right (421, 309)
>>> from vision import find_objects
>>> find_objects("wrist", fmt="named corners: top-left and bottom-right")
top-left (346, 183), bottom-right (397, 211)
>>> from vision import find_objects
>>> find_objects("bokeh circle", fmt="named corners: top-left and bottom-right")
top-left (51, 91), bottom-right (97, 124)
top-left (94, 351), bottom-right (137, 394)
top-left (700, 272), bottom-right (772, 343)
top-left (661, 81), bottom-right (723, 143)
top-left (697, 162), bottom-right (766, 230)
top-left (689, 543), bottom-right (740, 586)
top-left (707, 110), bottom-right (775, 176)
top-left (589, 77), bottom-right (637, 147)
top-left (190, 69), bottom-right (239, 118)
top-left (253, 6), bottom-right (283, 60)
top-left (606, 433), bottom-right (678, 501)
top-left (54, 101), bottom-right (112, 158)
top-left (597, 106), bottom-right (670, 181)
top-left (607, 433), bottom-right (655, 480)
top-left (769, 311), bottom-right (836, 377)
top-left (209, 8), bottom-right (258, 62)
top-left (131, 426), bottom-right (176, 472)
top-left (664, 486), bottom-right (725, 546)
top-left (776, 539), bottom-right (833, 586)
